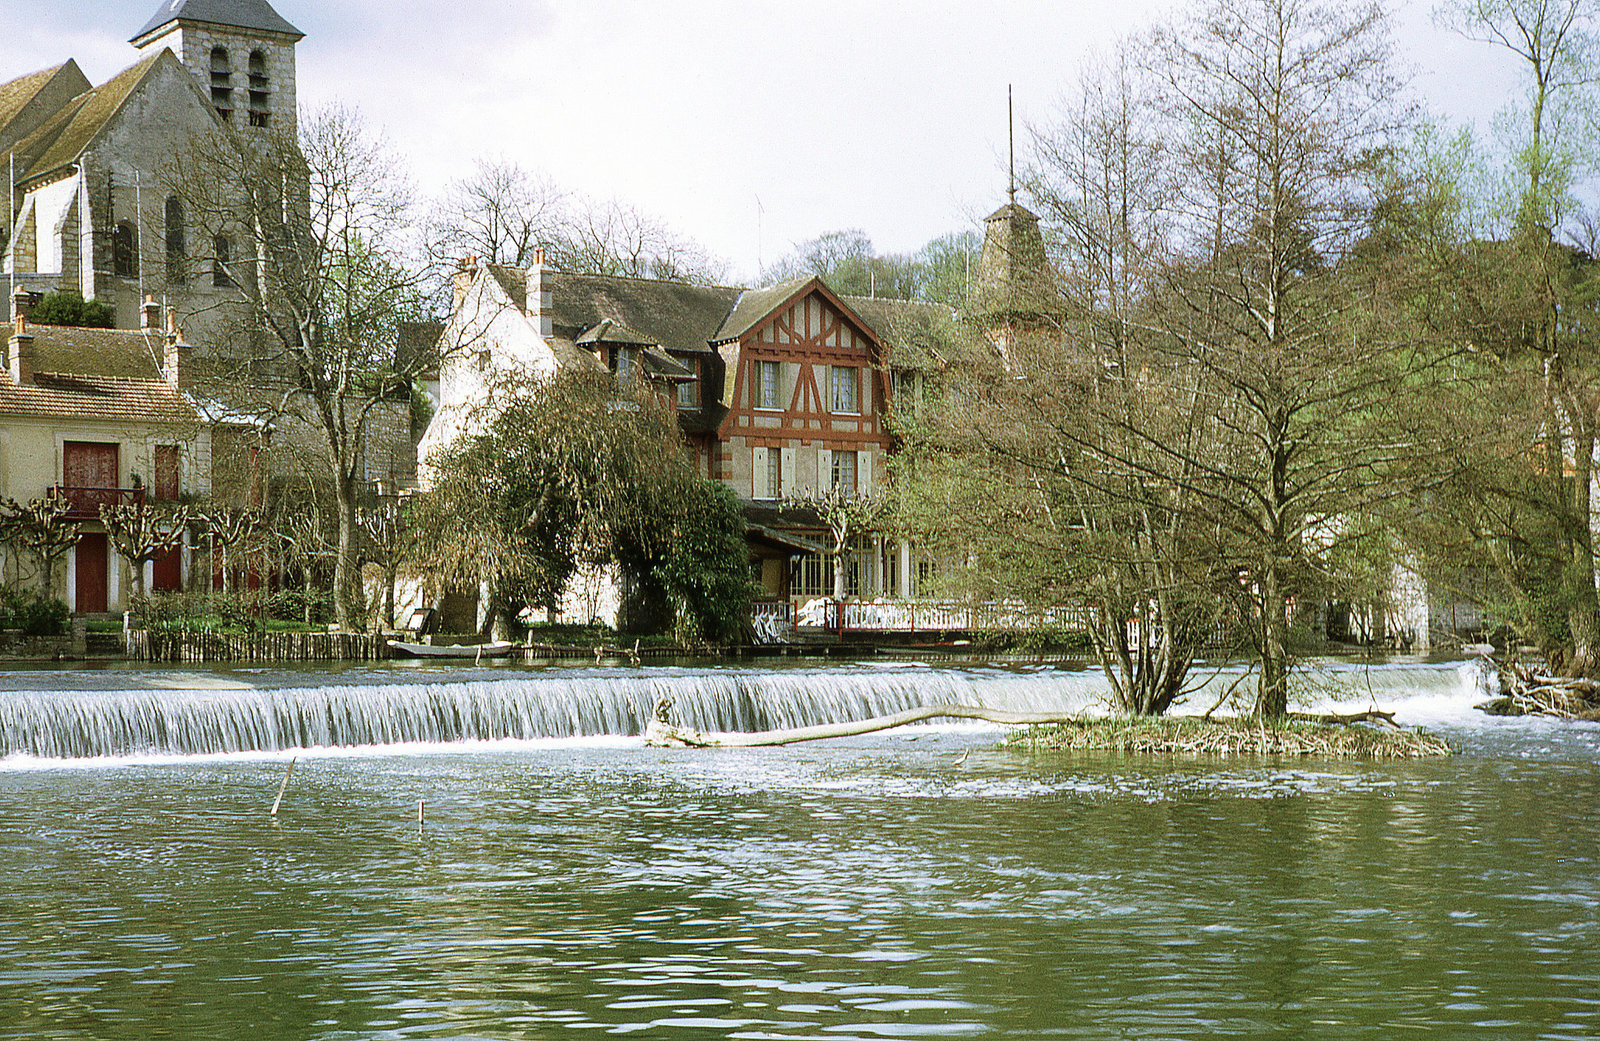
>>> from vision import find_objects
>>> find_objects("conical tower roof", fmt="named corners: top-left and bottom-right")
top-left (132, 0), bottom-right (304, 44)
top-left (976, 200), bottom-right (1056, 320)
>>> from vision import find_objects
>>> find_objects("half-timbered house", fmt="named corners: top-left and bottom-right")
top-left (423, 257), bottom-right (952, 625)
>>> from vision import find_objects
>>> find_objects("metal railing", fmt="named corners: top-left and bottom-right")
top-left (47, 485), bottom-right (145, 519)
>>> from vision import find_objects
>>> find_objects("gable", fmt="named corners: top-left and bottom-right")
top-left (10, 52), bottom-right (175, 185)
top-left (748, 286), bottom-right (880, 363)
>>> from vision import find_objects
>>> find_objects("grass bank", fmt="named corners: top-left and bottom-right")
top-left (1010, 715), bottom-right (1451, 759)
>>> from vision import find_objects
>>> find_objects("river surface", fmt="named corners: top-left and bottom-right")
top-left (1, 658), bottom-right (1597, 1039)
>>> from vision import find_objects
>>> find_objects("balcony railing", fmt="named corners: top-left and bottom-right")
top-left (47, 485), bottom-right (145, 520)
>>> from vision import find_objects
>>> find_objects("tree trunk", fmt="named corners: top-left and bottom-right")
top-left (1258, 564), bottom-right (1290, 720)
top-left (1565, 428), bottom-right (1600, 677)
top-left (332, 473), bottom-right (364, 631)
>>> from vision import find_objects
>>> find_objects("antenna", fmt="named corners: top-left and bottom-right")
top-left (1008, 84), bottom-right (1016, 205)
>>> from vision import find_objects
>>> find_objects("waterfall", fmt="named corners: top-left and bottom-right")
top-left (0, 660), bottom-right (1487, 762)
top-left (0, 666), bottom-right (1104, 760)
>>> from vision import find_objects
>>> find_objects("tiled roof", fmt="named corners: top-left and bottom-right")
top-left (0, 63), bottom-right (89, 153)
top-left (9, 52), bottom-right (164, 184)
top-left (26, 323), bottom-right (168, 380)
top-left (0, 372), bottom-right (197, 423)
top-left (132, 0), bottom-right (304, 43)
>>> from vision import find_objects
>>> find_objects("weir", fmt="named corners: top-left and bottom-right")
top-left (0, 661), bottom-right (1483, 761)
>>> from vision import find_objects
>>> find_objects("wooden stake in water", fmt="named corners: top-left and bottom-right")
top-left (418, 798), bottom-right (424, 827)
top-left (269, 757), bottom-right (297, 816)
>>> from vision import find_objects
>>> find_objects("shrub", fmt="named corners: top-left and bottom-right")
top-left (29, 290), bottom-right (115, 328)
top-left (0, 588), bottom-right (70, 635)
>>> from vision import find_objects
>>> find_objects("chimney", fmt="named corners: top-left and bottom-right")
top-left (163, 307), bottom-right (189, 387)
top-left (141, 294), bottom-right (161, 332)
top-left (452, 254), bottom-right (478, 310)
top-left (11, 286), bottom-right (32, 322)
top-left (528, 251), bottom-right (552, 339)
top-left (9, 314), bottom-right (34, 385)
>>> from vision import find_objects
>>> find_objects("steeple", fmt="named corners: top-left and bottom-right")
top-left (132, 0), bottom-right (302, 134)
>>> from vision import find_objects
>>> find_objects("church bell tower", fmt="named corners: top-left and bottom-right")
top-left (131, 0), bottom-right (304, 136)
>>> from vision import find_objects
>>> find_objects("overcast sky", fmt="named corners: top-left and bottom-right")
top-left (2, 0), bottom-right (1525, 283)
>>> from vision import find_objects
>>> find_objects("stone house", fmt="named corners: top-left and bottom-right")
top-left (0, 301), bottom-right (213, 613)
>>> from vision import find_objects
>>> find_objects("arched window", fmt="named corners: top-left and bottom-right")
top-left (210, 46), bottom-right (233, 121)
top-left (112, 221), bottom-right (138, 279)
top-left (213, 235), bottom-right (233, 287)
top-left (165, 197), bottom-right (186, 284)
top-left (247, 50), bottom-right (271, 128)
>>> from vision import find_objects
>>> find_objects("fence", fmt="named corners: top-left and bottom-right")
top-left (127, 629), bottom-right (390, 663)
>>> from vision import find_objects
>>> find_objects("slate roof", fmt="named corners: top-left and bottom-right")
top-left (132, 0), bottom-right (304, 43)
top-left (0, 372), bottom-right (197, 423)
top-left (7, 52), bottom-right (164, 184)
top-left (546, 272), bottom-right (741, 354)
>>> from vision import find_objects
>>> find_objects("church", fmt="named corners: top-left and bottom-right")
top-left (2, 0), bottom-right (302, 336)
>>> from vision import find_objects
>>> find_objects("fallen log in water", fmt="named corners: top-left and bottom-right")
top-left (643, 696), bottom-right (1448, 757)
top-left (644, 698), bottom-right (1080, 748)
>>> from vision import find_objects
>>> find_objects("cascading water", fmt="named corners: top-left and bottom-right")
top-left (0, 658), bottom-right (1490, 761)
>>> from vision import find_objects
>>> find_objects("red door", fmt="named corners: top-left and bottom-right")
top-left (152, 545), bottom-right (183, 592)
top-left (76, 533), bottom-right (108, 613)
top-left (63, 441), bottom-right (119, 511)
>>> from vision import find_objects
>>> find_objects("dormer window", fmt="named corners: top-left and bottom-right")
top-left (247, 50), bottom-right (271, 128)
top-left (210, 46), bottom-right (233, 122)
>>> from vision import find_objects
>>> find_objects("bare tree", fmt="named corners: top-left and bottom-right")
top-left (428, 158), bottom-right (565, 268)
top-left (781, 486), bottom-right (888, 602)
top-left (168, 105), bottom-right (433, 629)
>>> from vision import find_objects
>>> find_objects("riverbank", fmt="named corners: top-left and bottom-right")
top-left (1010, 715), bottom-right (1452, 759)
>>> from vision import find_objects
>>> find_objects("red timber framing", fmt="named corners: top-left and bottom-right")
top-left (717, 281), bottom-right (890, 454)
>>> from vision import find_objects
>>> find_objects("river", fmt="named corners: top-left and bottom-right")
top-left (1, 658), bottom-right (1597, 1038)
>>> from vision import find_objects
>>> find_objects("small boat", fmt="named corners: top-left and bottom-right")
top-left (388, 639), bottom-right (516, 659)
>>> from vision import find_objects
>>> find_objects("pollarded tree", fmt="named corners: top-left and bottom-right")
top-left (99, 501), bottom-right (190, 599)
top-left (1, 497), bottom-right (82, 600)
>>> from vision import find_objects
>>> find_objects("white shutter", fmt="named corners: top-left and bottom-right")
top-left (752, 447), bottom-right (769, 499)
top-left (780, 447), bottom-right (797, 495)
top-left (858, 450), bottom-right (873, 494)
top-left (816, 448), bottom-right (832, 492)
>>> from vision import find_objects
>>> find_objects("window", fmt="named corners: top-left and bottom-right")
top-left (165, 197), bottom-right (186, 284)
top-left (112, 221), bottom-right (138, 278)
top-left (767, 450), bottom-right (781, 499)
top-left (831, 449), bottom-right (856, 494)
top-left (831, 365), bottom-right (859, 413)
top-left (676, 358), bottom-right (699, 408)
top-left (614, 346), bottom-right (637, 390)
top-left (247, 50), bottom-right (270, 128)
top-left (210, 46), bottom-right (233, 121)
top-left (213, 235), bottom-right (233, 287)
top-left (754, 359), bottom-right (780, 409)
top-left (154, 445), bottom-right (180, 501)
